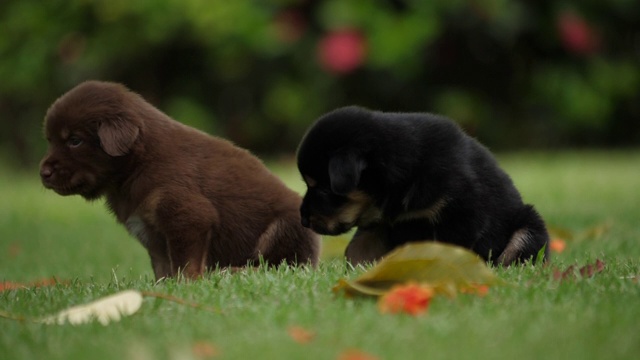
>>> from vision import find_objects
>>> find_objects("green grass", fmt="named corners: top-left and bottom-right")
top-left (1, 151), bottom-right (640, 360)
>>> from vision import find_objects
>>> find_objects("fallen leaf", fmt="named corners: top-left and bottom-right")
top-left (40, 290), bottom-right (143, 325)
top-left (553, 259), bottom-right (606, 282)
top-left (1, 282), bottom-right (24, 292)
top-left (548, 222), bottom-right (612, 243)
top-left (378, 282), bottom-right (433, 316)
top-left (192, 341), bottom-right (219, 358)
top-left (8, 242), bottom-right (22, 257)
top-left (549, 238), bottom-right (567, 253)
top-left (0, 310), bottom-right (27, 322)
top-left (287, 326), bottom-right (316, 344)
top-left (581, 222), bottom-right (612, 240)
top-left (337, 349), bottom-right (379, 360)
top-left (578, 259), bottom-right (605, 278)
top-left (333, 242), bottom-right (501, 298)
top-left (553, 265), bottom-right (575, 281)
top-left (548, 226), bottom-right (575, 241)
top-left (0, 278), bottom-right (61, 292)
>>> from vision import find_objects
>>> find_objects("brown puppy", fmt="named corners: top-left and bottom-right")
top-left (40, 80), bottom-right (320, 280)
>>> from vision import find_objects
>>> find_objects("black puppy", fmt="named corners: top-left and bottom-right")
top-left (296, 106), bottom-right (549, 266)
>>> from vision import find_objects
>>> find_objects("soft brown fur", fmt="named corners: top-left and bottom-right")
top-left (40, 80), bottom-right (320, 280)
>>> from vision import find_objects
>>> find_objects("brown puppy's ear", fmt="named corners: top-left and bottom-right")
top-left (328, 151), bottom-right (366, 195)
top-left (98, 118), bottom-right (140, 156)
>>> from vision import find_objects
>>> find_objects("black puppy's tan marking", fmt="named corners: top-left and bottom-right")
top-left (297, 106), bottom-right (549, 266)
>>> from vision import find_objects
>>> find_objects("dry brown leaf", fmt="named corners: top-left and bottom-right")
top-left (0, 278), bottom-right (61, 292)
top-left (553, 259), bottom-right (606, 282)
top-left (337, 349), bottom-right (380, 360)
top-left (192, 341), bottom-right (219, 358)
top-left (548, 222), bottom-right (612, 243)
top-left (8, 242), bottom-right (22, 257)
top-left (578, 259), bottom-right (606, 277)
top-left (287, 326), bottom-right (316, 344)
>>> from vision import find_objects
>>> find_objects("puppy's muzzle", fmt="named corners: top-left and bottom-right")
top-left (301, 215), bottom-right (325, 232)
top-left (40, 165), bottom-right (53, 181)
top-left (39, 162), bottom-right (58, 185)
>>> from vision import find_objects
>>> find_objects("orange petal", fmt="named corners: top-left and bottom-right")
top-left (378, 282), bottom-right (433, 316)
top-left (287, 326), bottom-right (315, 344)
top-left (550, 239), bottom-right (567, 253)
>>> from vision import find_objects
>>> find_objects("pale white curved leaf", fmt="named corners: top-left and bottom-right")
top-left (40, 290), bottom-right (143, 326)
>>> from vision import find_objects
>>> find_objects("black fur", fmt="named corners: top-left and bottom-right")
top-left (296, 106), bottom-right (549, 265)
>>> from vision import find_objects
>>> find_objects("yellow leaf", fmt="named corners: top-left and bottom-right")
top-left (40, 290), bottom-right (143, 325)
top-left (580, 222), bottom-right (611, 240)
top-left (548, 221), bottom-right (612, 243)
top-left (333, 242), bottom-right (501, 297)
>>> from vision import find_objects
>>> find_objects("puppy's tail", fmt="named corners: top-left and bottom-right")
top-left (496, 205), bottom-right (550, 266)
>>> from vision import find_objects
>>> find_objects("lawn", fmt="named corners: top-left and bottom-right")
top-left (1, 151), bottom-right (639, 360)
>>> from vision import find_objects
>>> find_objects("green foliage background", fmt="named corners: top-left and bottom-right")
top-left (1, 0), bottom-right (638, 166)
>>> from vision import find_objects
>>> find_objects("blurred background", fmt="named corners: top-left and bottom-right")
top-left (1, 0), bottom-right (639, 168)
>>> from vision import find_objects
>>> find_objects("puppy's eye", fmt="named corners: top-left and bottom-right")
top-left (67, 136), bottom-right (83, 148)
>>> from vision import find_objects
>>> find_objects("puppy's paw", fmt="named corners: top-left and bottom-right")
top-left (345, 228), bottom-right (390, 266)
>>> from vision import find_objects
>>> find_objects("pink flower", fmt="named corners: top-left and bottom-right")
top-left (317, 29), bottom-right (366, 74)
top-left (557, 10), bottom-right (600, 55)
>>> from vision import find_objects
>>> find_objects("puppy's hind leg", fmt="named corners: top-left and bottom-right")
top-left (497, 205), bottom-right (550, 266)
top-left (155, 196), bottom-right (218, 279)
top-left (255, 215), bottom-right (321, 267)
top-left (146, 238), bottom-right (172, 280)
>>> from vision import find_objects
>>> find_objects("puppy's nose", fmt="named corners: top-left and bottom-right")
top-left (40, 165), bottom-right (53, 179)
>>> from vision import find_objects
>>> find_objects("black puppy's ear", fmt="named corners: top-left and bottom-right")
top-left (98, 118), bottom-right (139, 156)
top-left (328, 151), bottom-right (366, 195)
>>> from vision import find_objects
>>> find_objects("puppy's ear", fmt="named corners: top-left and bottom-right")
top-left (98, 118), bottom-right (140, 156)
top-left (328, 151), bottom-right (366, 195)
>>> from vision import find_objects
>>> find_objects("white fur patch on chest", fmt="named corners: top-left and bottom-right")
top-left (125, 215), bottom-right (151, 249)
